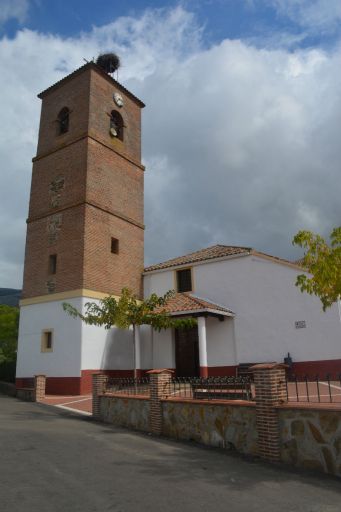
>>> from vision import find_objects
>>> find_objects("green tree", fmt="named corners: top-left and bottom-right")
top-left (292, 227), bottom-right (341, 311)
top-left (0, 305), bottom-right (19, 363)
top-left (63, 288), bottom-right (196, 377)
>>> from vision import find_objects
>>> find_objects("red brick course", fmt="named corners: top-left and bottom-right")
top-left (251, 364), bottom-right (287, 462)
top-left (23, 63), bottom-right (144, 300)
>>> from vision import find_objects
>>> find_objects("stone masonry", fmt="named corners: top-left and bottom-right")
top-left (34, 374), bottom-right (46, 403)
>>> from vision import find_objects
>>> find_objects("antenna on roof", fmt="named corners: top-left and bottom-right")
top-left (96, 53), bottom-right (121, 75)
top-left (83, 57), bottom-right (95, 64)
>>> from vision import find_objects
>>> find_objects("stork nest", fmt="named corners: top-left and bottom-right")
top-left (96, 53), bottom-right (120, 74)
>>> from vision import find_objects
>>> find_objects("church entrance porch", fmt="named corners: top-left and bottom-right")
top-left (175, 326), bottom-right (200, 377)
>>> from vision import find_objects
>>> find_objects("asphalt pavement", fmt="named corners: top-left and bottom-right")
top-left (1, 394), bottom-right (341, 512)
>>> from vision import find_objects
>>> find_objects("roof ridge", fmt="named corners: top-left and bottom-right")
top-left (187, 292), bottom-right (228, 310)
top-left (159, 291), bottom-right (235, 316)
top-left (184, 292), bottom-right (204, 307)
top-left (144, 244), bottom-right (252, 272)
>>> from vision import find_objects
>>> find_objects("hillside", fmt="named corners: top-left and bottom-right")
top-left (0, 288), bottom-right (21, 307)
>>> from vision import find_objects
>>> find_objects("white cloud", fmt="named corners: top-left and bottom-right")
top-left (0, 6), bottom-right (340, 287)
top-left (266, 0), bottom-right (341, 31)
top-left (0, 0), bottom-right (29, 25)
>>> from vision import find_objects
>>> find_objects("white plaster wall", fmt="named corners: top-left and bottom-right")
top-left (81, 324), bottom-right (153, 370)
top-left (152, 329), bottom-right (175, 369)
top-left (80, 299), bottom-right (153, 371)
top-left (206, 316), bottom-right (237, 367)
top-left (17, 296), bottom-right (155, 377)
top-left (143, 271), bottom-right (175, 297)
top-left (144, 256), bottom-right (341, 366)
top-left (16, 298), bottom-right (83, 378)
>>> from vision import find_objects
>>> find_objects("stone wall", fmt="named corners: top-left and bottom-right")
top-left (279, 406), bottom-right (341, 477)
top-left (99, 395), bottom-right (150, 432)
top-left (162, 399), bottom-right (258, 455)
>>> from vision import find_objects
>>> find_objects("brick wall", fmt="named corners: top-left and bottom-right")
top-left (37, 68), bottom-right (91, 156)
top-left (23, 63), bottom-right (144, 300)
top-left (88, 69), bottom-right (142, 163)
top-left (83, 204), bottom-right (144, 297)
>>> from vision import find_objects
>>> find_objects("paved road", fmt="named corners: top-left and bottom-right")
top-left (1, 395), bottom-right (341, 512)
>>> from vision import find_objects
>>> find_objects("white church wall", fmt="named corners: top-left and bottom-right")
top-left (143, 270), bottom-right (175, 297)
top-left (194, 256), bottom-right (341, 365)
top-left (140, 325), bottom-right (153, 369)
top-left (152, 329), bottom-right (175, 369)
top-left (206, 316), bottom-right (237, 367)
top-left (16, 298), bottom-right (83, 378)
top-left (80, 299), bottom-right (153, 371)
top-left (144, 255), bottom-right (341, 367)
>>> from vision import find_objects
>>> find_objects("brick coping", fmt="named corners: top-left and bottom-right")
top-left (100, 393), bottom-right (149, 401)
top-left (99, 393), bottom-right (255, 407)
top-left (162, 397), bottom-right (256, 407)
top-left (277, 402), bottom-right (341, 413)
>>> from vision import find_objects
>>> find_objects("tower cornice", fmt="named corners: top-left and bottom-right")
top-left (26, 200), bottom-right (145, 230)
top-left (32, 133), bottom-right (145, 172)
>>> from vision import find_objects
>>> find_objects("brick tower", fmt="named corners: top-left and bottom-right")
top-left (16, 62), bottom-right (145, 394)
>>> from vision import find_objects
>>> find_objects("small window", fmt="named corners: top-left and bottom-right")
top-left (109, 110), bottom-right (124, 141)
top-left (111, 237), bottom-right (119, 254)
top-left (41, 330), bottom-right (53, 352)
top-left (57, 107), bottom-right (69, 135)
top-left (48, 254), bottom-right (57, 275)
top-left (176, 268), bottom-right (192, 292)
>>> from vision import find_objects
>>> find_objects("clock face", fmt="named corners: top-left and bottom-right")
top-left (113, 92), bottom-right (123, 107)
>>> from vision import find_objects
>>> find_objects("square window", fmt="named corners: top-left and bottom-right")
top-left (48, 254), bottom-right (57, 274)
top-left (41, 330), bottom-right (53, 352)
top-left (111, 237), bottom-right (119, 254)
top-left (176, 268), bottom-right (192, 292)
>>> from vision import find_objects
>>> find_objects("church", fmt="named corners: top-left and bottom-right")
top-left (15, 59), bottom-right (341, 395)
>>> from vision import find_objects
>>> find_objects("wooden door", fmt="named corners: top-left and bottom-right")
top-left (175, 326), bottom-right (199, 377)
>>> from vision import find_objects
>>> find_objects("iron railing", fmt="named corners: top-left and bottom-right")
top-left (105, 377), bottom-right (150, 397)
top-left (285, 374), bottom-right (341, 404)
top-left (167, 376), bottom-right (253, 401)
top-left (104, 376), bottom-right (253, 401)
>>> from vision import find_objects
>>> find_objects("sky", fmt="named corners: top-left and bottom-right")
top-left (0, 0), bottom-right (340, 289)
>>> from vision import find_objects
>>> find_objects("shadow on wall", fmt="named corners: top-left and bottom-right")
top-left (100, 327), bottom-right (134, 371)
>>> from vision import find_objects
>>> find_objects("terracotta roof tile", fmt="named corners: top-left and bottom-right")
top-left (155, 292), bottom-right (235, 316)
top-left (144, 244), bottom-right (304, 273)
top-left (144, 245), bottom-right (252, 272)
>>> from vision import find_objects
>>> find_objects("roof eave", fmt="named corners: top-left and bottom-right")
top-left (169, 308), bottom-right (235, 317)
top-left (251, 250), bottom-right (307, 271)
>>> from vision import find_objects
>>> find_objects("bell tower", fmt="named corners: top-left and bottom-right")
top-left (22, 61), bottom-right (144, 299)
top-left (16, 59), bottom-right (145, 394)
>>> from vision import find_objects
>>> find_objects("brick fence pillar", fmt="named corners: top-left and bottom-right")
top-left (251, 363), bottom-right (287, 462)
top-left (34, 375), bottom-right (46, 403)
top-left (147, 369), bottom-right (174, 435)
top-left (92, 374), bottom-right (108, 419)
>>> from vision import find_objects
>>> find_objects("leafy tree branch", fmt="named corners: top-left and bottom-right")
top-left (293, 227), bottom-right (341, 311)
top-left (63, 288), bottom-right (196, 376)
